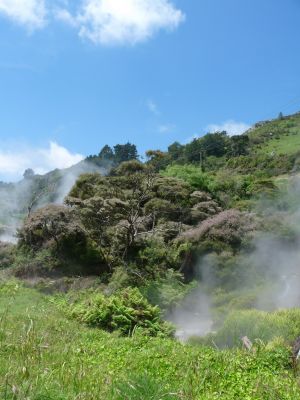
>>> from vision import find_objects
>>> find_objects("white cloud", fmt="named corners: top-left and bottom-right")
top-left (0, 141), bottom-right (84, 182)
top-left (58, 0), bottom-right (185, 45)
top-left (55, 8), bottom-right (77, 27)
top-left (0, 0), bottom-right (47, 29)
top-left (206, 120), bottom-right (251, 136)
top-left (0, 0), bottom-right (184, 44)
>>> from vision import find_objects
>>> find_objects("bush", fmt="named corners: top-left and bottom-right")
top-left (17, 205), bottom-right (106, 275)
top-left (57, 287), bottom-right (174, 337)
top-left (162, 164), bottom-right (211, 191)
top-left (141, 269), bottom-right (197, 311)
top-left (17, 205), bottom-right (85, 251)
top-left (0, 242), bottom-right (14, 269)
top-left (12, 248), bottom-right (61, 278)
top-left (180, 209), bottom-right (256, 248)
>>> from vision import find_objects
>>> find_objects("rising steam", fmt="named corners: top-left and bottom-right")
top-left (169, 174), bottom-right (300, 341)
top-left (0, 160), bottom-right (108, 243)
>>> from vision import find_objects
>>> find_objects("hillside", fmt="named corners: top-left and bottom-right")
top-left (2, 113), bottom-right (300, 399)
top-left (1, 281), bottom-right (299, 400)
top-left (247, 112), bottom-right (300, 155)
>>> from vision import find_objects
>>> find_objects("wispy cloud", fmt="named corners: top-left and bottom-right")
top-left (0, 141), bottom-right (84, 182)
top-left (206, 120), bottom-right (250, 136)
top-left (0, 0), bottom-right (47, 30)
top-left (147, 99), bottom-right (160, 115)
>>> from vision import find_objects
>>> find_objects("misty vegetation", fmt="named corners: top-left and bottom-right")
top-left (3, 113), bottom-right (300, 398)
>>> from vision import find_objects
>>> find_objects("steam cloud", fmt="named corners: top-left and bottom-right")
top-left (169, 175), bottom-right (300, 341)
top-left (0, 160), bottom-right (108, 243)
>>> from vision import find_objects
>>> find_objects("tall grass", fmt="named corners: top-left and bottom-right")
top-left (211, 308), bottom-right (300, 348)
top-left (0, 281), bottom-right (300, 399)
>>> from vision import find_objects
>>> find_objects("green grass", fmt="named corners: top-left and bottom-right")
top-left (210, 309), bottom-right (300, 348)
top-left (247, 113), bottom-right (300, 155)
top-left (1, 281), bottom-right (300, 399)
top-left (258, 131), bottom-right (300, 155)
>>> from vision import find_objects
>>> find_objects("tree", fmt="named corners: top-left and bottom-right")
top-left (145, 150), bottom-right (169, 171)
top-left (168, 142), bottom-right (184, 161)
top-left (184, 139), bottom-right (203, 163)
top-left (229, 135), bottom-right (250, 156)
top-left (23, 169), bottom-right (35, 179)
top-left (18, 205), bottom-right (85, 251)
top-left (115, 160), bottom-right (146, 175)
top-left (26, 177), bottom-right (56, 217)
top-left (114, 143), bottom-right (138, 163)
top-left (116, 167), bottom-right (155, 258)
top-left (200, 131), bottom-right (229, 157)
top-left (98, 145), bottom-right (114, 161)
top-left (67, 166), bottom-right (155, 265)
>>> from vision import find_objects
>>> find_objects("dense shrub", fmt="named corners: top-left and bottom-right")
top-left (180, 209), bottom-right (256, 248)
top-left (141, 269), bottom-right (197, 311)
top-left (17, 205), bottom-right (106, 275)
top-left (57, 287), bottom-right (174, 337)
top-left (18, 205), bottom-right (85, 251)
top-left (162, 164), bottom-right (211, 191)
top-left (0, 242), bottom-right (14, 269)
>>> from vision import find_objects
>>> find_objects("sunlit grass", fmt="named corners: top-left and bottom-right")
top-left (0, 281), bottom-right (300, 399)
top-left (258, 131), bottom-right (300, 155)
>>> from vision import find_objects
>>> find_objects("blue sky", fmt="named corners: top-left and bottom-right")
top-left (0, 0), bottom-right (300, 181)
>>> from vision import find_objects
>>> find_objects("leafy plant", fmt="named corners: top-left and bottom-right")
top-left (57, 287), bottom-right (174, 337)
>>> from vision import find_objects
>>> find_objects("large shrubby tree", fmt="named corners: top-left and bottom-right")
top-left (17, 204), bottom-right (105, 275)
top-left (16, 156), bottom-right (258, 284)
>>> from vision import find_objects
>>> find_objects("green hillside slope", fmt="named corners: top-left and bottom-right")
top-left (0, 281), bottom-right (299, 400)
top-left (248, 112), bottom-right (300, 155)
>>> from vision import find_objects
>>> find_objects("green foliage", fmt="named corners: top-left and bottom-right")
top-left (228, 134), bottom-right (250, 156)
top-left (110, 375), bottom-right (177, 400)
top-left (114, 159), bottom-right (146, 175)
top-left (57, 287), bottom-right (174, 337)
top-left (136, 239), bottom-right (190, 279)
top-left (98, 144), bottom-right (114, 161)
top-left (86, 142), bottom-right (138, 167)
top-left (212, 308), bottom-right (300, 348)
top-left (114, 142), bottom-right (138, 163)
top-left (1, 283), bottom-right (300, 400)
top-left (145, 149), bottom-right (169, 171)
top-left (200, 131), bottom-right (229, 157)
top-left (141, 269), bottom-right (197, 311)
top-left (68, 173), bottom-right (105, 200)
top-left (0, 243), bottom-right (14, 269)
top-left (162, 164), bottom-right (211, 191)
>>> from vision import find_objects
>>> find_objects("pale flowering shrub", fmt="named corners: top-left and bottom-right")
top-left (181, 209), bottom-right (256, 247)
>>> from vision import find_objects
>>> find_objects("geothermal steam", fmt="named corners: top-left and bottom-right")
top-left (169, 175), bottom-right (300, 341)
top-left (0, 161), bottom-right (106, 243)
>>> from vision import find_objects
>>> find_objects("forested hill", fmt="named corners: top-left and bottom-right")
top-left (1, 111), bottom-right (300, 242)
top-left (2, 112), bottom-right (300, 398)
top-left (1, 110), bottom-right (300, 279)
top-left (2, 110), bottom-right (300, 221)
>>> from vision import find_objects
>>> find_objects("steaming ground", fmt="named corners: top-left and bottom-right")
top-left (0, 161), bottom-right (107, 243)
top-left (168, 287), bottom-right (213, 342)
top-left (170, 175), bottom-right (300, 341)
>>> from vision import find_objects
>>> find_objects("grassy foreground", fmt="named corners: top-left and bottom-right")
top-left (1, 281), bottom-right (300, 400)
